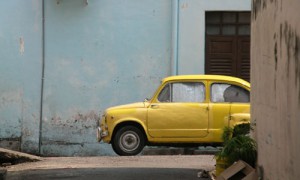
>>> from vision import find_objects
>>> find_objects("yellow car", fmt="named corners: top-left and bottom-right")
top-left (97, 75), bottom-right (250, 156)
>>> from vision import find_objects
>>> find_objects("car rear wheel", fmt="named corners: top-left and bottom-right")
top-left (112, 126), bottom-right (145, 156)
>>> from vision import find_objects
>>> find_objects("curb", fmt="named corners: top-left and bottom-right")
top-left (0, 148), bottom-right (41, 165)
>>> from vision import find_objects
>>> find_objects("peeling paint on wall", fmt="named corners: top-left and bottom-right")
top-left (19, 37), bottom-right (24, 55)
top-left (0, 138), bottom-right (21, 151)
top-left (0, 1), bottom-right (43, 155)
top-left (0, 90), bottom-right (23, 143)
top-left (40, 109), bottom-right (104, 156)
top-left (0, 90), bottom-right (23, 108)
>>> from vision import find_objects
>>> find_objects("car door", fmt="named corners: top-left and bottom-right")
top-left (208, 82), bottom-right (250, 141)
top-left (147, 81), bottom-right (209, 138)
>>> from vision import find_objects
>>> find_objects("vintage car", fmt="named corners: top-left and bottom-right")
top-left (97, 75), bottom-right (250, 156)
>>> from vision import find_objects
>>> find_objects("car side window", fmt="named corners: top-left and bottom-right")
top-left (158, 82), bottom-right (205, 103)
top-left (211, 83), bottom-right (250, 103)
top-left (157, 84), bottom-right (171, 102)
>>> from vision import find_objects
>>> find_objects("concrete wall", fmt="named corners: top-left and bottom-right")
top-left (41, 0), bottom-right (172, 156)
top-left (0, 0), bottom-right (250, 156)
top-left (251, 0), bottom-right (300, 179)
top-left (0, 0), bottom-right (43, 154)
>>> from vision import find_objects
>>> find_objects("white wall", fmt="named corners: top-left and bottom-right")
top-left (177, 0), bottom-right (251, 75)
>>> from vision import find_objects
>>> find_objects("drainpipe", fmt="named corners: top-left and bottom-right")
top-left (39, 0), bottom-right (45, 155)
top-left (172, 0), bottom-right (179, 75)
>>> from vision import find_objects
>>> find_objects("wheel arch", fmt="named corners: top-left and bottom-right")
top-left (112, 121), bottom-right (148, 144)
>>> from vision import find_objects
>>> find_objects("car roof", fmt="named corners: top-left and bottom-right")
top-left (162, 75), bottom-right (250, 88)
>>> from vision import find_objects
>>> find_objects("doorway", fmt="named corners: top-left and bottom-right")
top-left (205, 12), bottom-right (251, 82)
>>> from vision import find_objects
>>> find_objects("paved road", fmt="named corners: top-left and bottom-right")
top-left (6, 155), bottom-right (215, 180)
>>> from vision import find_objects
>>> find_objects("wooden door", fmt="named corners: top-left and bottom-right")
top-left (205, 36), bottom-right (237, 76)
top-left (205, 12), bottom-right (251, 82)
top-left (237, 37), bottom-right (250, 81)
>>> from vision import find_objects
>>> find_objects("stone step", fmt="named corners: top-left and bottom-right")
top-left (0, 148), bottom-right (41, 166)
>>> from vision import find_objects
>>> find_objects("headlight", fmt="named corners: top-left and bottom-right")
top-left (100, 114), bottom-right (108, 130)
top-left (102, 114), bottom-right (107, 123)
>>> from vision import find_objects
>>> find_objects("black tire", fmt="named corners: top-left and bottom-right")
top-left (112, 126), bottom-right (145, 156)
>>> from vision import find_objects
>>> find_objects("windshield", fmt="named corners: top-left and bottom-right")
top-left (146, 81), bottom-right (162, 102)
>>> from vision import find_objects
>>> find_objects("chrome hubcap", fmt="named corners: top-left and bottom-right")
top-left (119, 131), bottom-right (140, 152)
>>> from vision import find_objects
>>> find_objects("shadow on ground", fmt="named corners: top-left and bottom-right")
top-left (7, 167), bottom-right (211, 180)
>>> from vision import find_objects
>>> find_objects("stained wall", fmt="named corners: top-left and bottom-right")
top-left (251, 0), bottom-right (300, 179)
top-left (0, 0), bottom-right (250, 156)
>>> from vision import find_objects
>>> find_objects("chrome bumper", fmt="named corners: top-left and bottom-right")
top-left (97, 127), bottom-right (108, 142)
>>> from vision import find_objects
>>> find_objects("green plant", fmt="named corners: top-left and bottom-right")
top-left (233, 123), bottom-right (251, 136)
top-left (221, 126), bottom-right (233, 144)
top-left (216, 124), bottom-right (257, 167)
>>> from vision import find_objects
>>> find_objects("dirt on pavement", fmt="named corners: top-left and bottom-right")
top-left (7, 155), bottom-right (215, 171)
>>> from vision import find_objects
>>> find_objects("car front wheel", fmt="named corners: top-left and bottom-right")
top-left (112, 126), bottom-right (145, 156)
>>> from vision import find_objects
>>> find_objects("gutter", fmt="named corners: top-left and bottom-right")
top-left (172, 0), bottom-right (179, 75)
top-left (39, 0), bottom-right (45, 155)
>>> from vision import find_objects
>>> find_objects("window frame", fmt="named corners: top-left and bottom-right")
top-left (205, 11), bottom-right (251, 36)
top-left (156, 81), bottom-right (207, 103)
top-left (210, 82), bottom-right (250, 103)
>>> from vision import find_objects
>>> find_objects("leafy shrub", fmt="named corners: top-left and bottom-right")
top-left (216, 123), bottom-right (257, 167)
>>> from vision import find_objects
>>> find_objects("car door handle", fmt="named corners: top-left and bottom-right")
top-left (151, 104), bottom-right (159, 109)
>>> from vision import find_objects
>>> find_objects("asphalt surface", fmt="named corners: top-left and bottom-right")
top-left (7, 168), bottom-right (207, 180)
top-left (5, 155), bottom-right (215, 180)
